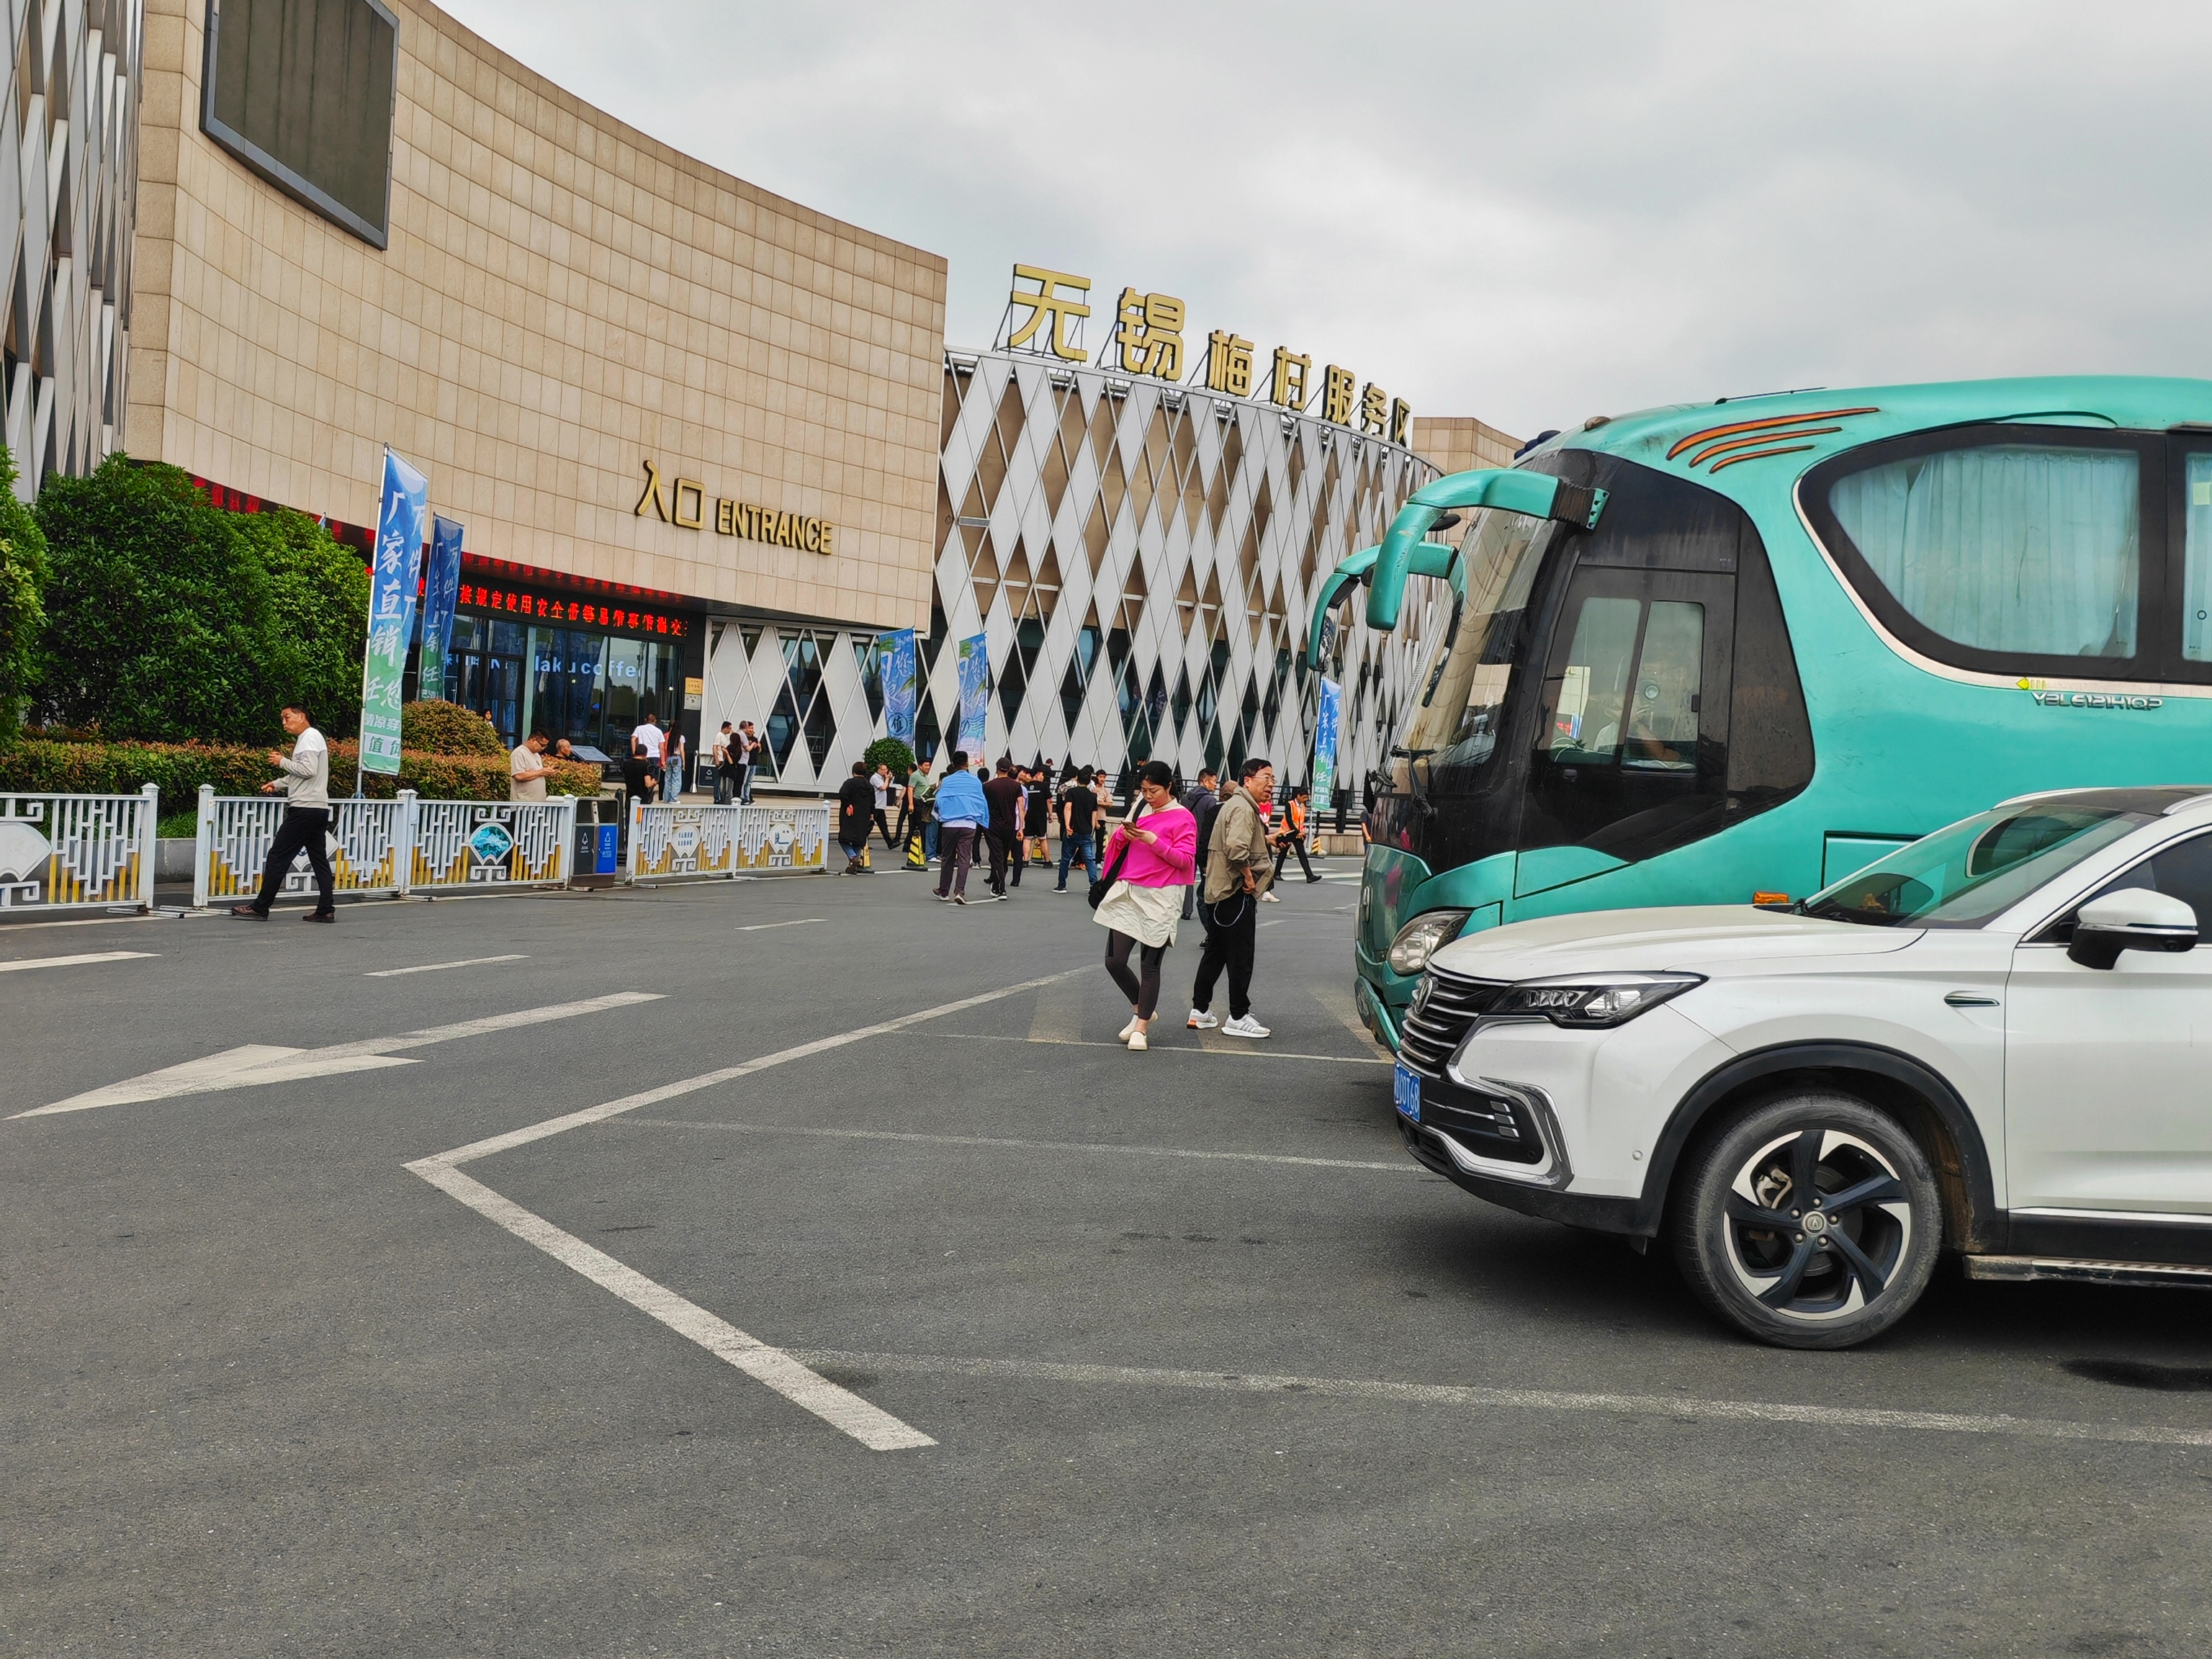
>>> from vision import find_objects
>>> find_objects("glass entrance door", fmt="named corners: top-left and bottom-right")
top-left (457, 650), bottom-right (525, 745)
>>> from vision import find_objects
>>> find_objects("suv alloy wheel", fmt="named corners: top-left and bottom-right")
top-left (1669, 1092), bottom-right (1943, 1349)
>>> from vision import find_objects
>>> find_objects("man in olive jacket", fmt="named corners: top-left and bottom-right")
top-left (1188, 757), bottom-right (1275, 1038)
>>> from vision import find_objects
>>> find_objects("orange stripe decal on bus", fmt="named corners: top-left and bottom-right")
top-left (1665, 407), bottom-right (1879, 461)
top-left (1709, 444), bottom-right (1816, 473)
top-left (1684, 426), bottom-right (1844, 468)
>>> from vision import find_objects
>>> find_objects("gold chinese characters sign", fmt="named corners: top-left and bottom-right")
top-left (1000, 264), bottom-right (1411, 445)
top-left (634, 460), bottom-right (837, 555)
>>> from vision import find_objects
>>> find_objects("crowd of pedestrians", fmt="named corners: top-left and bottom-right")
top-left (894, 748), bottom-right (1330, 1048)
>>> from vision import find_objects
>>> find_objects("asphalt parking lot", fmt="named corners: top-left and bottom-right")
top-left (7, 862), bottom-right (2212, 1657)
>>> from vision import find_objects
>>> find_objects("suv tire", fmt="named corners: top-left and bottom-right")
top-left (1669, 1091), bottom-right (1942, 1349)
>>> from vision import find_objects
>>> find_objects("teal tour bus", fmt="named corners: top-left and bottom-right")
top-left (1317, 377), bottom-right (2212, 1048)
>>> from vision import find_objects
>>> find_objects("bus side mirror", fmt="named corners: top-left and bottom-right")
top-left (2068, 890), bottom-right (2198, 970)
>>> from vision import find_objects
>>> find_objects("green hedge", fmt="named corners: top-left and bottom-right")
top-left (0, 735), bottom-right (601, 819)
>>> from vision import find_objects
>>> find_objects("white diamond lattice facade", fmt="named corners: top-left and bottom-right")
top-left (1, 0), bottom-right (140, 500)
top-left (705, 346), bottom-right (1460, 799)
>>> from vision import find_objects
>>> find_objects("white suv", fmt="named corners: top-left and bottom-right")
top-left (1395, 786), bottom-right (2212, 1348)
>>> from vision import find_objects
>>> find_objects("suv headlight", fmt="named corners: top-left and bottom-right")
top-left (1388, 909), bottom-right (1473, 976)
top-left (1491, 971), bottom-right (1704, 1029)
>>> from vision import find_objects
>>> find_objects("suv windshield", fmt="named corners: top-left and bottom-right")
top-left (1802, 799), bottom-right (2159, 928)
top-left (1393, 508), bottom-right (1557, 793)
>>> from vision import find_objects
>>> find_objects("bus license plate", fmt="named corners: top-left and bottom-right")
top-left (1393, 1062), bottom-right (1421, 1123)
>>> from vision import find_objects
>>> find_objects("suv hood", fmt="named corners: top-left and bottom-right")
top-left (1428, 905), bottom-right (1921, 981)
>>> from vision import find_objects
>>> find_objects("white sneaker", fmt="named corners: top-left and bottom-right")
top-left (1118, 1015), bottom-right (1141, 1042)
top-left (1187, 1008), bottom-right (1218, 1029)
top-left (1127, 1028), bottom-right (1148, 1052)
top-left (1221, 1014), bottom-right (1272, 1039)
top-left (1259, 890), bottom-right (1281, 903)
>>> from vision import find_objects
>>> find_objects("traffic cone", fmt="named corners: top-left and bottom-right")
top-left (907, 834), bottom-right (927, 869)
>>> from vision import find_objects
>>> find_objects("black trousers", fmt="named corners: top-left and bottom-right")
top-left (1191, 893), bottom-right (1256, 1020)
top-left (872, 808), bottom-right (896, 849)
top-left (1272, 835), bottom-right (1318, 882)
top-left (1104, 930), bottom-right (1168, 1020)
top-left (252, 806), bottom-right (334, 914)
top-left (986, 827), bottom-right (1016, 891)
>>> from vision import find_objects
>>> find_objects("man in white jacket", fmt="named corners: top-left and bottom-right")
top-left (231, 704), bottom-right (336, 922)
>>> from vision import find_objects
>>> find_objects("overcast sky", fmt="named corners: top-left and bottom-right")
top-left (441, 0), bottom-right (2212, 443)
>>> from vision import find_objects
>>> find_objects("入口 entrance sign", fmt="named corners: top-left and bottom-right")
top-left (634, 459), bottom-right (837, 556)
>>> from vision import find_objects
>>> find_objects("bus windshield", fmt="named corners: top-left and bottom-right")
top-left (1800, 799), bottom-right (2155, 928)
top-left (1394, 508), bottom-right (1557, 792)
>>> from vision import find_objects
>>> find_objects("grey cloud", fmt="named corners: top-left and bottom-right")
top-left (440, 0), bottom-right (2212, 438)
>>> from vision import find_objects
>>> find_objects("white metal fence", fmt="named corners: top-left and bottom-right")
top-left (628, 801), bottom-right (830, 880)
top-left (194, 789), bottom-right (579, 905)
top-left (0, 785), bottom-right (158, 914)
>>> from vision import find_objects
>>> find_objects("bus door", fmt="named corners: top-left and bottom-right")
top-left (1514, 565), bottom-right (1735, 898)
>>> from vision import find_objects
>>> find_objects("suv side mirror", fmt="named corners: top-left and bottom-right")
top-left (2068, 889), bottom-right (2200, 970)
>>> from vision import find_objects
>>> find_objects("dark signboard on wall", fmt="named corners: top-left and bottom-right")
top-left (201, 0), bottom-right (400, 248)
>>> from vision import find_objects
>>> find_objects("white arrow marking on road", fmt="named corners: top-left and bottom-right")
top-left (13, 992), bottom-right (662, 1118)
top-left (0, 950), bottom-right (158, 972)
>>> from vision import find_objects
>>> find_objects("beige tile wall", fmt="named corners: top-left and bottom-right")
top-left (127, 0), bottom-right (947, 629)
top-left (1411, 415), bottom-right (1523, 480)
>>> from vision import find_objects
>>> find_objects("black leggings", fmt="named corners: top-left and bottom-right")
top-left (1104, 930), bottom-right (1168, 1020)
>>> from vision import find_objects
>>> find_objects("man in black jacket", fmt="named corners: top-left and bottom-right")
top-left (981, 757), bottom-right (1022, 897)
top-left (836, 762), bottom-right (876, 873)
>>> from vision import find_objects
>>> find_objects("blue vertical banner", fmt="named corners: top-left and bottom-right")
top-left (359, 449), bottom-right (430, 778)
top-left (956, 633), bottom-right (990, 751)
top-left (879, 628), bottom-right (918, 744)
top-left (1310, 677), bottom-right (1343, 814)
top-left (416, 514), bottom-right (464, 703)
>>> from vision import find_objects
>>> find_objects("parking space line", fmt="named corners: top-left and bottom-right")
top-left (924, 1030), bottom-right (1391, 1066)
top-left (734, 918), bottom-right (824, 932)
top-left (411, 1161), bottom-right (934, 1452)
top-left (616, 1117), bottom-right (1416, 1172)
top-left (0, 950), bottom-right (157, 972)
top-left (365, 953), bottom-right (527, 977)
top-left (405, 967), bottom-right (1090, 1450)
top-left (788, 1349), bottom-right (2212, 1449)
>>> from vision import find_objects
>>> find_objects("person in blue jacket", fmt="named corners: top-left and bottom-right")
top-left (931, 750), bottom-right (989, 904)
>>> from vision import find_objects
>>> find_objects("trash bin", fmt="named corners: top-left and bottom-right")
top-left (570, 795), bottom-right (622, 886)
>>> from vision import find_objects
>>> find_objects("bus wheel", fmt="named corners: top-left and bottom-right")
top-left (1668, 1092), bottom-right (1941, 1350)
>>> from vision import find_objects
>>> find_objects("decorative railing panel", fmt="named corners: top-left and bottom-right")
top-left (0, 786), bottom-right (157, 912)
top-left (193, 788), bottom-right (409, 906)
top-left (627, 801), bottom-right (830, 879)
top-left (410, 799), bottom-right (577, 891)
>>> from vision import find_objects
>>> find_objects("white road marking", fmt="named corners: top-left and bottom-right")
top-left (1259, 920), bottom-right (1282, 927)
top-left (619, 1117), bottom-right (1416, 1172)
top-left (364, 953), bottom-right (528, 977)
top-left (0, 950), bottom-right (157, 972)
top-left (788, 1349), bottom-right (2212, 1449)
top-left (14, 992), bottom-right (662, 1118)
top-left (410, 1161), bottom-right (933, 1452)
top-left (930, 1030), bottom-right (1391, 1066)
top-left (405, 968), bottom-right (1088, 1448)
top-left (734, 918), bottom-right (823, 932)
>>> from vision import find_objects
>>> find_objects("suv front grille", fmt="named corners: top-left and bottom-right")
top-left (1397, 968), bottom-right (1507, 1079)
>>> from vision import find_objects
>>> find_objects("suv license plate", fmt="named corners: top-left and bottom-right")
top-left (1393, 1062), bottom-right (1421, 1123)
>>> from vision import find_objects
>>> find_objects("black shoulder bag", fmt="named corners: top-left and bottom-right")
top-left (1087, 803), bottom-right (1145, 909)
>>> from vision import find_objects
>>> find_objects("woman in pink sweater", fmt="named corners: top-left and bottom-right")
top-left (1093, 759), bottom-right (1197, 1052)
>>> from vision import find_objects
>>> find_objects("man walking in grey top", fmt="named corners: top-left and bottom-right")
top-left (233, 703), bottom-right (336, 921)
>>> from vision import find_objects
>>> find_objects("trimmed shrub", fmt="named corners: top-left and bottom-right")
top-left (0, 446), bottom-right (48, 732)
top-left (233, 507), bottom-right (370, 735)
top-left (401, 698), bottom-right (505, 757)
top-left (0, 735), bottom-right (600, 819)
top-left (29, 459), bottom-right (369, 743)
top-left (863, 737), bottom-right (916, 781)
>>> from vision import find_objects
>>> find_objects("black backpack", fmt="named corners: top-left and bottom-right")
top-left (1192, 794), bottom-right (1223, 874)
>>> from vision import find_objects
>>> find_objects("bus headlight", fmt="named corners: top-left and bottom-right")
top-left (1491, 972), bottom-right (1705, 1028)
top-left (1388, 909), bottom-right (1473, 976)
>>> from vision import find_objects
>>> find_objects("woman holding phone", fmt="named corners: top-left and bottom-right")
top-left (1092, 760), bottom-right (1197, 1052)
